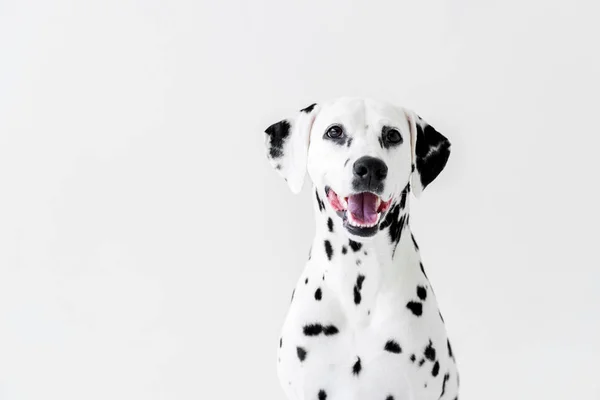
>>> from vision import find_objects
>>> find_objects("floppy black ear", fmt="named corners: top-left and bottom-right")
top-left (264, 103), bottom-right (320, 194)
top-left (405, 110), bottom-right (451, 196)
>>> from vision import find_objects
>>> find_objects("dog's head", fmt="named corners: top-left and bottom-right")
top-left (265, 98), bottom-right (450, 240)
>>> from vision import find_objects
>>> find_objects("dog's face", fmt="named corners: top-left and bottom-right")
top-left (265, 97), bottom-right (450, 241)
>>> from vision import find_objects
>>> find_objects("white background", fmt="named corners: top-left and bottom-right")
top-left (1, 0), bottom-right (600, 399)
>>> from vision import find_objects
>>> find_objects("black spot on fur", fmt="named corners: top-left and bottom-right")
top-left (324, 325), bottom-right (339, 335)
top-left (399, 184), bottom-right (410, 209)
top-left (349, 240), bottom-right (362, 252)
top-left (315, 190), bottom-right (325, 212)
top-left (356, 259), bottom-right (361, 266)
top-left (417, 285), bottom-right (427, 301)
top-left (447, 339), bottom-right (454, 360)
top-left (265, 120), bottom-right (291, 159)
top-left (431, 361), bottom-right (440, 377)
top-left (352, 357), bottom-right (362, 376)
top-left (315, 287), bottom-right (322, 301)
top-left (275, 164), bottom-right (282, 170)
top-left (353, 274), bottom-right (365, 305)
top-left (327, 217), bottom-right (334, 232)
top-left (324, 240), bottom-right (333, 261)
top-left (353, 286), bottom-right (361, 305)
top-left (279, 337), bottom-right (283, 348)
top-left (300, 103), bottom-right (317, 113)
top-left (341, 246), bottom-right (348, 255)
top-left (304, 324), bottom-right (323, 336)
top-left (356, 274), bottom-right (365, 290)
top-left (347, 137), bottom-right (353, 147)
top-left (424, 340), bottom-right (436, 361)
top-left (406, 301), bottom-right (423, 316)
top-left (318, 390), bottom-right (327, 400)
top-left (410, 354), bottom-right (416, 363)
top-left (384, 340), bottom-right (402, 354)
top-left (440, 373), bottom-right (450, 398)
top-left (386, 396), bottom-right (394, 400)
top-left (419, 262), bottom-right (428, 279)
top-left (415, 122), bottom-right (451, 190)
top-left (305, 277), bottom-right (309, 285)
top-left (297, 346), bottom-right (307, 362)
top-left (291, 289), bottom-right (295, 303)
top-left (411, 233), bottom-right (419, 251)
top-left (389, 214), bottom-right (407, 247)
top-left (418, 358), bottom-right (425, 367)
top-left (303, 323), bottom-right (339, 337)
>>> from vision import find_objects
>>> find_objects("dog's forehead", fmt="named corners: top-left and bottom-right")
top-left (317, 98), bottom-right (406, 132)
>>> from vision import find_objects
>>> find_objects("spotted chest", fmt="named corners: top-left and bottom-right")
top-left (276, 238), bottom-right (459, 400)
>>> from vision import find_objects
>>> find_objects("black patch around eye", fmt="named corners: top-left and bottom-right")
top-left (381, 126), bottom-right (403, 149)
top-left (324, 240), bottom-right (333, 260)
top-left (384, 340), bottom-right (402, 354)
top-left (348, 240), bottom-right (362, 252)
top-left (297, 346), bottom-right (307, 361)
top-left (315, 287), bottom-right (322, 301)
top-left (431, 361), bottom-right (440, 377)
top-left (424, 340), bottom-right (436, 361)
top-left (327, 218), bottom-right (334, 232)
top-left (318, 390), bottom-right (327, 400)
top-left (300, 103), bottom-right (317, 113)
top-left (323, 124), bottom-right (348, 145)
top-left (352, 357), bottom-right (362, 376)
top-left (417, 285), bottom-right (427, 301)
top-left (406, 301), bottom-right (423, 316)
top-left (265, 120), bottom-right (291, 159)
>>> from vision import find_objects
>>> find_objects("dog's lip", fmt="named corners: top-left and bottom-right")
top-left (325, 186), bottom-right (392, 229)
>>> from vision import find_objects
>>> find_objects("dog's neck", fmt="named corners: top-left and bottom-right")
top-left (310, 185), bottom-right (422, 319)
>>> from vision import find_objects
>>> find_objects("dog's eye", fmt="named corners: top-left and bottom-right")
top-left (385, 129), bottom-right (402, 144)
top-left (325, 125), bottom-right (344, 139)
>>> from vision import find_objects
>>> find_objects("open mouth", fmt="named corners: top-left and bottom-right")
top-left (325, 187), bottom-right (392, 237)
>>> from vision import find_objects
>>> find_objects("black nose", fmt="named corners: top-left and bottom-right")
top-left (353, 156), bottom-right (388, 186)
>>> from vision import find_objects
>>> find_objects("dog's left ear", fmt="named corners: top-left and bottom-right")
top-left (404, 110), bottom-right (451, 197)
top-left (264, 103), bottom-right (320, 194)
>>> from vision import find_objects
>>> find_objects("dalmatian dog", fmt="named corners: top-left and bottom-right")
top-left (264, 98), bottom-right (458, 400)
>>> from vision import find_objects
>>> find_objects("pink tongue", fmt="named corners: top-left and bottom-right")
top-left (348, 193), bottom-right (379, 225)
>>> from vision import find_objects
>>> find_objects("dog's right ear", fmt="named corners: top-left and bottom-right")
top-left (264, 103), bottom-right (320, 194)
